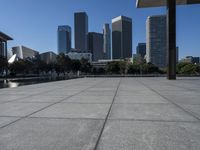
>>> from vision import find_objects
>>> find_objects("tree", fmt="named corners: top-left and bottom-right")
top-left (179, 63), bottom-right (199, 75)
top-left (106, 61), bottom-right (120, 74)
top-left (97, 67), bottom-right (105, 74)
top-left (141, 63), bottom-right (159, 74)
top-left (80, 58), bottom-right (91, 73)
top-left (127, 63), bottom-right (140, 74)
top-left (119, 61), bottom-right (128, 74)
top-left (71, 59), bottom-right (81, 73)
top-left (56, 53), bottom-right (72, 75)
top-left (9, 59), bottom-right (35, 75)
top-left (176, 62), bottom-right (190, 74)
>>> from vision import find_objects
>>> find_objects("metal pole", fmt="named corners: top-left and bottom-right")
top-left (167, 0), bottom-right (177, 80)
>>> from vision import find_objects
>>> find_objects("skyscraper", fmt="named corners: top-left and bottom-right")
top-left (146, 15), bottom-right (167, 68)
top-left (88, 32), bottom-right (103, 61)
top-left (112, 16), bottom-right (132, 59)
top-left (74, 12), bottom-right (88, 52)
top-left (136, 43), bottom-right (146, 59)
top-left (57, 25), bottom-right (71, 54)
top-left (103, 24), bottom-right (111, 59)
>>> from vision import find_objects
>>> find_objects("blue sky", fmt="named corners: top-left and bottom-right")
top-left (0, 0), bottom-right (200, 59)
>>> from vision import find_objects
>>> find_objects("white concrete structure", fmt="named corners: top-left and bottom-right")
top-left (12, 46), bottom-right (39, 59)
top-left (8, 54), bottom-right (16, 64)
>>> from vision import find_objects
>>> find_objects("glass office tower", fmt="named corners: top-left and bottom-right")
top-left (57, 25), bottom-right (71, 54)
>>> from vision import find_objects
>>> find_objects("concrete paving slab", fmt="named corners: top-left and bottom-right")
top-left (39, 90), bottom-right (78, 96)
top-left (0, 89), bottom-right (47, 95)
top-left (109, 103), bottom-right (197, 121)
top-left (16, 95), bottom-right (68, 103)
top-left (0, 77), bottom-right (200, 150)
top-left (114, 95), bottom-right (169, 104)
top-left (0, 103), bottom-right (50, 117)
top-left (62, 95), bottom-right (114, 104)
top-left (78, 91), bottom-right (115, 96)
top-left (0, 118), bottom-right (104, 150)
top-left (31, 103), bottom-right (110, 119)
top-left (116, 90), bottom-right (158, 96)
top-left (97, 120), bottom-right (200, 150)
top-left (0, 94), bottom-right (28, 103)
top-left (0, 117), bottom-right (19, 128)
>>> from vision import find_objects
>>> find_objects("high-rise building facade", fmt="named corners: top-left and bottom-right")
top-left (40, 51), bottom-right (57, 64)
top-left (88, 32), bottom-right (103, 61)
top-left (103, 24), bottom-right (111, 59)
top-left (112, 16), bottom-right (132, 59)
top-left (146, 15), bottom-right (167, 68)
top-left (74, 12), bottom-right (88, 52)
top-left (136, 43), bottom-right (146, 59)
top-left (57, 25), bottom-right (71, 54)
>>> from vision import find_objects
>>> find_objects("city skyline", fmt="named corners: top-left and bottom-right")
top-left (0, 0), bottom-right (200, 59)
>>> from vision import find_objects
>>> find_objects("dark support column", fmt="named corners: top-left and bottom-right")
top-left (167, 0), bottom-right (177, 80)
top-left (0, 40), bottom-right (2, 56)
top-left (5, 41), bottom-right (8, 79)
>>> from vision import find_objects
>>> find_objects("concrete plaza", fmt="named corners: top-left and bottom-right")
top-left (0, 77), bottom-right (200, 150)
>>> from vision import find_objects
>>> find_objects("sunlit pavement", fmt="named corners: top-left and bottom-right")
top-left (0, 77), bottom-right (200, 150)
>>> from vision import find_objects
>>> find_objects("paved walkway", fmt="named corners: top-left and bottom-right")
top-left (0, 77), bottom-right (200, 150)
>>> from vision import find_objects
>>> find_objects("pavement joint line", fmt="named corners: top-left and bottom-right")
top-left (28, 116), bottom-right (105, 120)
top-left (1, 116), bottom-right (200, 123)
top-left (93, 78), bottom-right (122, 150)
top-left (4, 102), bottom-right (58, 104)
top-left (0, 79), bottom-right (107, 129)
top-left (60, 102), bottom-right (112, 104)
top-left (4, 102), bottom-right (113, 105)
top-left (108, 118), bottom-right (200, 123)
top-left (113, 102), bottom-right (170, 104)
top-left (136, 79), bottom-right (200, 122)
